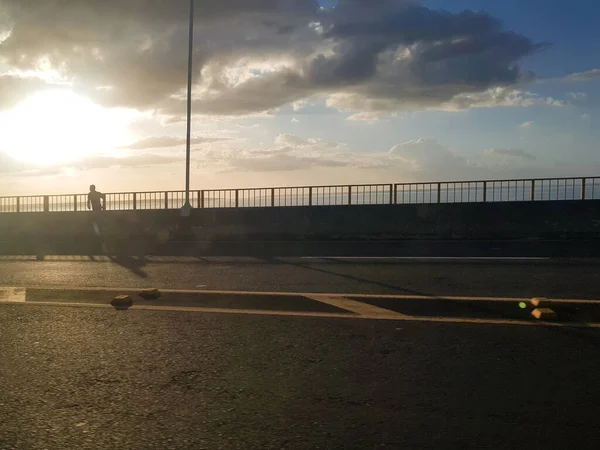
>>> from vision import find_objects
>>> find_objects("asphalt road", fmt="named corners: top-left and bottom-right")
top-left (1, 256), bottom-right (600, 299)
top-left (3, 258), bottom-right (600, 448)
top-left (2, 304), bottom-right (600, 449)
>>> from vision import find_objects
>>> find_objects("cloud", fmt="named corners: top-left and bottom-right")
top-left (346, 111), bottom-right (387, 122)
top-left (441, 87), bottom-right (564, 111)
top-left (564, 69), bottom-right (600, 82)
top-left (273, 133), bottom-right (341, 150)
top-left (327, 86), bottom-right (564, 113)
top-left (485, 148), bottom-right (536, 161)
top-left (291, 100), bottom-right (308, 112)
top-left (388, 138), bottom-right (468, 172)
top-left (2, 133), bottom-right (577, 186)
top-left (0, 0), bottom-right (549, 117)
top-left (0, 148), bottom-right (181, 175)
top-left (376, 139), bottom-right (540, 178)
top-left (0, 0), bottom-right (319, 110)
top-left (0, 73), bottom-right (68, 110)
top-left (568, 91), bottom-right (587, 101)
top-left (123, 135), bottom-right (228, 150)
top-left (519, 121), bottom-right (534, 129)
top-left (0, 149), bottom-right (30, 173)
top-left (274, 133), bottom-right (311, 147)
top-left (73, 154), bottom-right (181, 170)
top-left (227, 153), bottom-right (348, 172)
top-left (194, 133), bottom-right (350, 173)
top-left (190, 135), bottom-right (545, 179)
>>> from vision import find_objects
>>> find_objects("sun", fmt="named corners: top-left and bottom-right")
top-left (0, 90), bottom-right (131, 165)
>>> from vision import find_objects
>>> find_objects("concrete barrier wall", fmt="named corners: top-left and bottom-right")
top-left (0, 200), bottom-right (599, 254)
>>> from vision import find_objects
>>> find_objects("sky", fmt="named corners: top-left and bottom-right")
top-left (0, 0), bottom-right (599, 196)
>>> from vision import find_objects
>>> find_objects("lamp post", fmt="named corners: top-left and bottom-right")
top-left (180, 0), bottom-right (194, 217)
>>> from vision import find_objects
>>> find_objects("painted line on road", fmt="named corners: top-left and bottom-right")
top-left (2, 286), bottom-right (600, 327)
top-left (300, 256), bottom-right (551, 261)
top-left (0, 287), bottom-right (26, 303)
top-left (4, 299), bottom-right (600, 328)
top-left (0, 255), bottom-right (561, 262)
top-left (305, 295), bottom-right (407, 318)
top-left (4, 285), bottom-right (599, 304)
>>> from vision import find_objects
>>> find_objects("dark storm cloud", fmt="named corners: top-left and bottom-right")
top-left (0, 0), bottom-right (548, 115)
top-left (297, 4), bottom-right (548, 110)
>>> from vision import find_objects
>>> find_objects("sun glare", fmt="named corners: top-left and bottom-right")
top-left (0, 90), bottom-right (132, 165)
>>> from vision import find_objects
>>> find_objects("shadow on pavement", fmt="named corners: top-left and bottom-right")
top-left (279, 259), bottom-right (433, 296)
top-left (107, 255), bottom-right (149, 278)
top-left (2, 253), bottom-right (599, 268)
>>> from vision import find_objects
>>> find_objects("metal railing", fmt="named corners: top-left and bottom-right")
top-left (1, 176), bottom-right (599, 213)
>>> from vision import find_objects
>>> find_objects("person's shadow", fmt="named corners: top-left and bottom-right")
top-left (108, 255), bottom-right (149, 278)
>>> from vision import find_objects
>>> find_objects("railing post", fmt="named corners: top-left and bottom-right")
top-left (389, 184), bottom-right (394, 204)
top-left (393, 184), bottom-right (398, 204)
top-left (581, 178), bottom-right (587, 200)
top-left (132, 193), bottom-right (137, 211)
top-left (482, 181), bottom-right (487, 202)
top-left (43, 196), bottom-right (49, 212)
top-left (73, 195), bottom-right (78, 212)
top-left (530, 180), bottom-right (536, 201)
top-left (309, 187), bottom-right (313, 206)
top-left (16, 197), bottom-right (20, 213)
top-left (271, 188), bottom-right (275, 207)
top-left (235, 190), bottom-right (239, 208)
top-left (198, 190), bottom-right (203, 208)
top-left (164, 192), bottom-right (169, 210)
top-left (348, 186), bottom-right (352, 205)
top-left (437, 183), bottom-right (442, 203)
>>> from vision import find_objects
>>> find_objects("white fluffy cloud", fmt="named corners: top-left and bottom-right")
top-left (4, 131), bottom-right (595, 190)
top-left (0, 149), bottom-right (182, 175)
top-left (485, 148), bottom-right (536, 162)
top-left (519, 121), bottom-right (535, 129)
top-left (388, 138), bottom-right (468, 172)
top-left (564, 69), bottom-right (600, 82)
top-left (122, 135), bottom-right (229, 150)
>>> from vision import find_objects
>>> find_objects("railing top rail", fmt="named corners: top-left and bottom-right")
top-left (408, 176), bottom-right (597, 186)
top-left (195, 176), bottom-right (600, 193)
top-left (1, 175), bottom-right (599, 201)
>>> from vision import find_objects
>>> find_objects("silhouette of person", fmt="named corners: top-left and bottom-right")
top-left (87, 185), bottom-right (105, 212)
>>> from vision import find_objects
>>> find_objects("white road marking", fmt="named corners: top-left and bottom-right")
top-left (0, 256), bottom-right (37, 261)
top-left (1, 285), bottom-right (599, 327)
top-left (305, 295), bottom-right (407, 318)
top-left (0, 255), bottom-right (557, 263)
top-left (4, 300), bottom-right (600, 328)
top-left (5, 285), bottom-right (598, 304)
top-left (300, 256), bottom-right (550, 261)
top-left (0, 287), bottom-right (26, 303)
